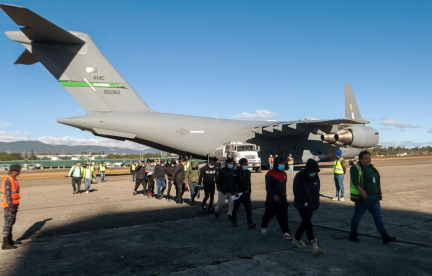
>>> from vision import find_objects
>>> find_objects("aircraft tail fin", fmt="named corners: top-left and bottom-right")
top-left (1, 4), bottom-right (153, 113)
top-left (344, 84), bottom-right (365, 122)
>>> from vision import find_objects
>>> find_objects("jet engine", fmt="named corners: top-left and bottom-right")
top-left (334, 126), bottom-right (379, 148)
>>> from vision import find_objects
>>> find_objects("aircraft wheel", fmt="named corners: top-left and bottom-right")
top-left (256, 167), bottom-right (262, 173)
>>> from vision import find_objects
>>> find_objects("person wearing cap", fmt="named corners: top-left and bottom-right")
top-left (261, 156), bottom-right (292, 240)
top-left (165, 159), bottom-right (177, 201)
top-left (1, 164), bottom-right (22, 250)
top-left (231, 158), bottom-right (256, 229)
top-left (333, 150), bottom-right (346, 201)
top-left (199, 158), bottom-right (217, 212)
top-left (287, 154), bottom-right (294, 175)
top-left (292, 159), bottom-right (323, 257)
top-left (133, 161), bottom-right (146, 195)
top-left (214, 158), bottom-right (235, 220)
top-left (68, 161), bottom-right (84, 194)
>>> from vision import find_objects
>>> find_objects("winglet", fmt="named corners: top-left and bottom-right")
top-left (0, 4), bottom-right (84, 44)
top-left (345, 84), bottom-right (366, 122)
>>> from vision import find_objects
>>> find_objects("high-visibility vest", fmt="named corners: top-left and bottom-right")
top-left (69, 165), bottom-right (84, 178)
top-left (1, 175), bottom-right (20, 209)
top-left (99, 165), bottom-right (106, 172)
top-left (288, 158), bottom-right (294, 165)
top-left (333, 158), bottom-right (344, 174)
top-left (131, 164), bottom-right (136, 171)
top-left (350, 163), bottom-right (380, 200)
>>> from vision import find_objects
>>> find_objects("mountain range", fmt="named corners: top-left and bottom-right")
top-left (0, 141), bottom-right (159, 155)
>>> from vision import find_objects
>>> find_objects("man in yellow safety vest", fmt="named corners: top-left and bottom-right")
top-left (332, 150), bottom-right (346, 201)
top-left (98, 162), bottom-right (107, 182)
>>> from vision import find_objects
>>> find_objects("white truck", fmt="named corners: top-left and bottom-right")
top-left (215, 141), bottom-right (262, 173)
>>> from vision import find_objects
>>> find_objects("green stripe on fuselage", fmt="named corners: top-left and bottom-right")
top-left (59, 81), bottom-right (128, 89)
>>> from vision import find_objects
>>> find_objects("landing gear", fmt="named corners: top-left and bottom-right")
top-left (255, 167), bottom-right (262, 173)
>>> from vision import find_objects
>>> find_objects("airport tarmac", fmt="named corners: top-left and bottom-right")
top-left (0, 157), bottom-right (431, 275)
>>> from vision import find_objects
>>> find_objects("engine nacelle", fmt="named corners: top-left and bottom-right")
top-left (334, 126), bottom-right (379, 148)
top-left (321, 133), bottom-right (337, 144)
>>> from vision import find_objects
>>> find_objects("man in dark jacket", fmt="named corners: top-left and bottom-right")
top-left (154, 160), bottom-right (167, 200)
top-left (172, 158), bottom-right (186, 204)
top-left (199, 158), bottom-right (217, 212)
top-left (214, 158), bottom-right (235, 220)
top-left (349, 150), bottom-right (396, 244)
top-left (292, 159), bottom-right (323, 257)
top-left (231, 158), bottom-right (256, 229)
top-left (260, 156), bottom-right (292, 239)
top-left (133, 161), bottom-right (146, 195)
top-left (165, 159), bottom-right (176, 201)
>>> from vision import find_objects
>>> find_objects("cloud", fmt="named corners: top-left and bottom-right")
top-left (0, 131), bottom-right (31, 142)
top-left (0, 121), bottom-right (10, 128)
top-left (0, 131), bottom-right (149, 151)
top-left (233, 109), bottom-right (277, 119)
top-left (380, 120), bottom-right (421, 129)
top-left (379, 140), bottom-right (432, 148)
top-left (380, 127), bottom-right (391, 131)
top-left (428, 129), bottom-right (432, 133)
top-left (306, 115), bottom-right (319, 120)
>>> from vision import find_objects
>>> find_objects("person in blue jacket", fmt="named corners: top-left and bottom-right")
top-left (292, 159), bottom-right (323, 257)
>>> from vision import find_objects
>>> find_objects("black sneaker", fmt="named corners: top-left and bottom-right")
top-left (349, 233), bottom-right (360, 242)
top-left (191, 202), bottom-right (195, 207)
top-left (202, 206), bottom-right (207, 212)
top-left (382, 233), bottom-right (397, 244)
top-left (215, 210), bottom-right (221, 218)
top-left (208, 208), bottom-right (213, 213)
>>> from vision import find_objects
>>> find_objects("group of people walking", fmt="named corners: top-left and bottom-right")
top-left (2, 150), bottom-right (396, 254)
top-left (68, 162), bottom-right (107, 194)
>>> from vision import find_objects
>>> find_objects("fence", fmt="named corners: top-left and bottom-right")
top-left (0, 157), bottom-right (199, 169)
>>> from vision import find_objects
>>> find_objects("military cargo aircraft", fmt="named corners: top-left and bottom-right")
top-left (1, 4), bottom-right (379, 165)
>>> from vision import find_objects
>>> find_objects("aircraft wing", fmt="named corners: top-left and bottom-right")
top-left (250, 84), bottom-right (369, 137)
top-left (250, 118), bottom-right (369, 137)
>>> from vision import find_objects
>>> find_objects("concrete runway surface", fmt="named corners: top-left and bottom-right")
top-left (0, 157), bottom-right (431, 275)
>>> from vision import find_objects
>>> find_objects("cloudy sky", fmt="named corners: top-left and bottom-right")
top-left (0, 0), bottom-right (431, 149)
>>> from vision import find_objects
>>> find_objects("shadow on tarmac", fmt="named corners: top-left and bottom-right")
top-left (16, 218), bottom-right (53, 241)
top-left (6, 195), bottom-right (432, 276)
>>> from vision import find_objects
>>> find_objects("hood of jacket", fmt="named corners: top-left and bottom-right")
top-left (305, 159), bottom-right (320, 173)
top-left (191, 161), bottom-right (199, 169)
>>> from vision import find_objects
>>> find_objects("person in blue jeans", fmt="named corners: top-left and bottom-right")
top-left (83, 164), bottom-right (93, 194)
top-left (332, 150), bottom-right (346, 201)
top-left (154, 160), bottom-right (167, 200)
top-left (349, 150), bottom-right (396, 244)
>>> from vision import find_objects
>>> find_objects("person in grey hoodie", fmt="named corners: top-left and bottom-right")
top-left (145, 159), bottom-right (155, 198)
